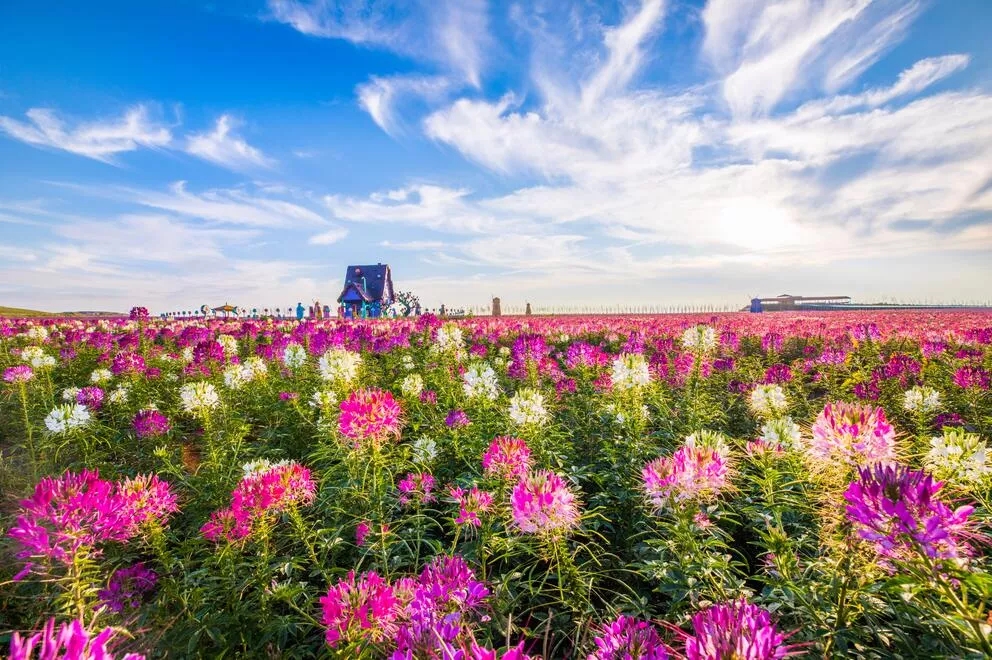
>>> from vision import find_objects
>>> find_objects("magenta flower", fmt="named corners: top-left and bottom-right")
top-left (844, 463), bottom-right (974, 567)
top-left (445, 409), bottom-right (471, 429)
top-left (3, 365), bottom-right (34, 383)
top-left (320, 570), bottom-right (399, 648)
top-left (953, 365), bottom-right (991, 390)
top-left (338, 388), bottom-right (403, 447)
top-left (590, 615), bottom-right (669, 659)
top-left (684, 599), bottom-right (796, 660)
top-left (398, 472), bottom-right (436, 506)
top-left (119, 474), bottom-right (179, 528)
top-left (565, 341), bottom-right (609, 369)
top-left (449, 486), bottom-right (494, 528)
top-left (482, 436), bottom-right (533, 480)
top-left (201, 508), bottom-right (251, 543)
top-left (132, 409), bottom-right (171, 439)
top-left (111, 351), bottom-right (146, 376)
top-left (129, 306), bottom-right (150, 321)
top-left (464, 641), bottom-right (534, 660)
top-left (8, 617), bottom-right (145, 660)
top-left (99, 562), bottom-right (158, 613)
top-left (76, 386), bottom-right (105, 411)
top-left (761, 332), bottom-right (783, 352)
top-left (809, 402), bottom-right (896, 466)
top-left (643, 439), bottom-right (729, 510)
top-left (510, 470), bottom-right (580, 535)
top-left (356, 521), bottom-right (371, 546)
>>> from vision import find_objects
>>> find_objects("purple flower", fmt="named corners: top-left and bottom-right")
top-left (445, 409), bottom-right (471, 429)
top-left (844, 463), bottom-right (974, 567)
top-left (111, 352), bottom-right (146, 376)
top-left (3, 365), bottom-right (34, 383)
top-left (279, 391), bottom-right (299, 401)
top-left (684, 599), bottom-right (796, 660)
top-left (77, 386), bottom-right (104, 411)
top-left (133, 409), bottom-right (171, 439)
top-left (420, 389), bottom-right (438, 405)
top-left (953, 365), bottom-right (990, 390)
top-left (129, 306), bottom-right (150, 321)
top-left (8, 617), bottom-right (145, 660)
top-left (763, 364), bottom-right (792, 384)
top-left (590, 615), bottom-right (669, 659)
top-left (99, 563), bottom-right (158, 613)
top-left (761, 332), bottom-right (783, 352)
top-left (933, 412), bottom-right (964, 430)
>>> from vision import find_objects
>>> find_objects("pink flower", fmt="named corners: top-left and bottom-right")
top-left (510, 470), bottom-right (580, 535)
top-left (482, 436), bottom-right (533, 480)
top-left (132, 409), bottom-right (171, 439)
top-left (338, 388), bottom-right (403, 447)
top-left (111, 351), bottom-right (146, 376)
top-left (642, 440), bottom-right (729, 510)
top-left (356, 521), bottom-right (371, 546)
top-left (683, 599), bottom-right (797, 660)
top-left (119, 474), bottom-right (179, 529)
top-left (398, 472), bottom-right (436, 506)
top-left (3, 365), bottom-right (34, 383)
top-left (9, 617), bottom-right (145, 660)
top-left (449, 486), bottom-right (494, 528)
top-left (320, 570), bottom-right (399, 648)
top-left (590, 615), bottom-right (669, 659)
top-left (809, 402), bottom-right (896, 466)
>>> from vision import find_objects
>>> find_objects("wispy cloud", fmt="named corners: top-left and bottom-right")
top-left (0, 104), bottom-right (172, 162)
top-left (185, 115), bottom-right (275, 172)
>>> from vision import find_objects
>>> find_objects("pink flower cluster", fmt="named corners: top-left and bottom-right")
top-left (338, 388), bottom-right (403, 448)
top-left (3, 365), bottom-right (34, 383)
top-left (809, 402), bottom-right (896, 465)
top-left (9, 617), bottom-right (145, 660)
top-left (844, 463), bottom-right (974, 567)
top-left (398, 471), bottom-right (436, 506)
top-left (510, 470), bottom-right (580, 535)
top-left (642, 443), bottom-right (729, 510)
top-left (8, 470), bottom-right (177, 574)
top-left (684, 599), bottom-right (797, 660)
top-left (201, 462), bottom-right (316, 543)
top-left (589, 615), bottom-right (670, 659)
top-left (482, 436), bottom-right (533, 480)
top-left (449, 486), bottom-right (494, 528)
top-left (320, 555), bottom-right (492, 656)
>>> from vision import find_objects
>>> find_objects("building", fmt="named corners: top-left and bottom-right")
top-left (749, 294), bottom-right (851, 312)
top-left (337, 264), bottom-right (395, 318)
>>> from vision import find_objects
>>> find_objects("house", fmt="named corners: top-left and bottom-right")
top-left (337, 264), bottom-right (395, 318)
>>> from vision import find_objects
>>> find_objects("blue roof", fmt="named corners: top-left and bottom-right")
top-left (338, 264), bottom-right (394, 304)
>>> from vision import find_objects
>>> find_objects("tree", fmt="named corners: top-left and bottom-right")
top-left (396, 290), bottom-right (420, 317)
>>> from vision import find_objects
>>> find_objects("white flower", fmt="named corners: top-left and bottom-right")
top-left (44, 403), bottom-right (90, 434)
top-left (282, 343), bottom-right (308, 369)
top-left (20, 346), bottom-right (55, 369)
top-left (498, 346), bottom-right (511, 358)
top-left (108, 385), bottom-right (130, 405)
top-left (412, 436), bottom-right (438, 463)
top-left (432, 323), bottom-right (463, 354)
top-left (223, 364), bottom-right (250, 390)
top-left (180, 347), bottom-right (195, 364)
top-left (508, 388), bottom-right (549, 427)
top-left (685, 430), bottom-right (731, 459)
top-left (241, 458), bottom-right (291, 478)
top-left (903, 386), bottom-right (941, 413)
top-left (25, 326), bottom-right (49, 341)
top-left (318, 348), bottom-right (361, 385)
top-left (37, 355), bottom-right (57, 370)
top-left (610, 353), bottom-right (651, 390)
top-left (401, 354), bottom-right (416, 371)
top-left (681, 325), bottom-right (717, 354)
top-left (462, 362), bottom-right (500, 401)
top-left (759, 417), bottom-right (802, 450)
top-left (90, 368), bottom-right (113, 384)
top-left (217, 334), bottom-right (239, 356)
top-left (179, 382), bottom-right (220, 415)
top-left (311, 389), bottom-right (338, 410)
top-left (61, 387), bottom-right (81, 401)
top-left (749, 384), bottom-right (788, 419)
top-left (401, 373), bottom-right (425, 398)
top-left (242, 356), bottom-right (268, 379)
top-left (925, 428), bottom-right (991, 487)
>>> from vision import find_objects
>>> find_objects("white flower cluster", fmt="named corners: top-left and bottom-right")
top-left (44, 403), bottom-right (91, 434)
top-left (217, 334), bottom-right (239, 357)
top-left (610, 353), bottom-right (651, 390)
top-left (401, 373), bottom-right (425, 398)
top-left (282, 343), bottom-right (308, 369)
top-left (680, 325), bottom-right (718, 354)
top-left (412, 436), bottom-right (438, 464)
top-left (462, 362), bottom-right (500, 401)
top-left (432, 323), bottom-right (464, 354)
top-left (222, 357), bottom-right (267, 390)
top-left (401, 354), bottom-right (416, 371)
top-left (318, 348), bottom-right (362, 385)
top-left (20, 346), bottom-right (56, 370)
top-left (241, 458), bottom-right (292, 477)
top-left (181, 347), bottom-right (195, 364)
top-left (903, 386), bottom-right (941, 414)
top-left (685, 429), bottom-right (731, 459)
top-left (25, 326), bottom-right (49, 341)
top-left (179, 382), bottom-right (220, 415)
top-left (310, 389), bottom-right (338, 411)
top-left (108, 385), bottom-right (130, 405)
top-left (606, 402), bottom-right (650, 426)
top-left (749, 384), bottom-right (788, 419)
top-left (925, 428), bottom-right (991, 486)
top-left (90, 368), bottom-right (113, 384)
top-left (61, 387), bottom-right (81, 402)
top-left (759, 417), bottom-right (802, 450)
top-left (498, 346), bottom-right (511, 358)
top-left (508, 388), bottom-right (549, 427)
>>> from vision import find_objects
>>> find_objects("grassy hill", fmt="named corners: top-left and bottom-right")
top-left (0, 306), bottom-right (122, 318)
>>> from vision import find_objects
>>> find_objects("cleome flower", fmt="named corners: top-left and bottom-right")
top-left (680, 325), bottom-right (718, 355)
top-left (8, 617), bottom-right (146, 660)
top-left (611, 352), bottom-right (652, 390)
top-left (449, 486), bottom-right (494, 528)
top-left (844, 463), bottom-right (975, 568)
top-left (463, 361), bottom-right (500, 400)
top-left (683, 599), bottom-right (798, 660)
top-left (43, 403), bottom-right (91, 435)
top-left (589, 615), bottom-right (669, 660)
top-left (748, 384), bottom-right (788, 419)
top-left (510, 470), bottom-right (580, 536)
top-left (338, 388), bottom-right (403, 448)
top-left (179, 382), bottom-right (220, 416)
top-left (903, 386), bottom-right (941, 414)
top-left (507, 388), bottom-right (550, 427)
top-left (482, 436), bottom-right (533, 480)
top-left (318, 348), bottom-right (362, 385)
top-left (808, 402), bottom-right (896, 467)
top-left (924, 428), bottom-right (991, 487)
top-left (643, 431), bottom-right (730, 510)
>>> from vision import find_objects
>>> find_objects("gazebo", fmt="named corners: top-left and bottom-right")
top-left (211, 303), bottom-right (239, 318)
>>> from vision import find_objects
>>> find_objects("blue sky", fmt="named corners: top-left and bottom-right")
top-left (1, 0), bottom-right (991, 313)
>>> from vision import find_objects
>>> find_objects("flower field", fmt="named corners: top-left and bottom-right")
top-left (1, 310), bottom-right (991, 658)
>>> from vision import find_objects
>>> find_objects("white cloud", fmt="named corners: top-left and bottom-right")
top-left (309, 225), bottom-right (349, 245)
top-left (0, 104), bottom-right (171, 162)
top-left (185, 115), bottom-right (274, 171)
top-left (357, 75), bottom-right (452, 135)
